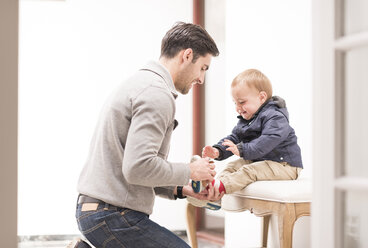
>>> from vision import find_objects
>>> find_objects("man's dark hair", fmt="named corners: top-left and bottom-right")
top-left (160, 22), bottom-right (219, 62)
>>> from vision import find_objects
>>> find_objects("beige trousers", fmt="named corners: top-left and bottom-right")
top-left (218, 158), bottom-right (302, 194)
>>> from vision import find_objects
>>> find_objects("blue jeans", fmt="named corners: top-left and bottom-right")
top-left (76, 201), bottom-right (190, 248)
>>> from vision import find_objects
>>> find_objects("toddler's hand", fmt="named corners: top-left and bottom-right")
top-left (223, 139), bottom-right (240, 156)
top-left (202, 146), bottom-right (219, 159)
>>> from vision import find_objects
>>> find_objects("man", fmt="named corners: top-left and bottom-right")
top-left (70, 22), bottom-right (220, 248)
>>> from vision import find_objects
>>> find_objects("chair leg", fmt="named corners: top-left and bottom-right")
top-left (277, 203), bottom-right (296, 248)
top-left (262, 215), bottom-right (271, 248)
top-left (186, 203), bottom-right (198, 248)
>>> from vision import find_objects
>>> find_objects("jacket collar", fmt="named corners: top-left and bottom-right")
top-left (140, 61), bottom-right (178, 99)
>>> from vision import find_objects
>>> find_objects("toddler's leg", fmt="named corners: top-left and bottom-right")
top-left (219, 160), bottom-right (300, 194)
top-left (216, 158), bottom-right (252, 194)
top-left (193, 158), bottom-right (252, 194)
top-left (217, 158), bottom-right (253, 178)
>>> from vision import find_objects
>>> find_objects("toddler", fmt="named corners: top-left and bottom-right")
top-left (187, 69), bottom-right (303, 210)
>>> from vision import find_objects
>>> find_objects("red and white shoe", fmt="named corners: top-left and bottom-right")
top-left (191, 155), bottom-right (218, 193)
top-left (208, 178), bottom-right (226, 194)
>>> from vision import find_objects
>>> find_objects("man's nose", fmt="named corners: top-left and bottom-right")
top-left (198, 74), bottom-right (205, 84)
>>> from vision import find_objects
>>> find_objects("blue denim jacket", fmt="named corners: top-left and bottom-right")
top-left (213, 96), bottom-right (303, 168)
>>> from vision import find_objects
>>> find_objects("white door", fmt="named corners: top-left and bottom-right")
top-left (312, 0), bottom-right (368, 247)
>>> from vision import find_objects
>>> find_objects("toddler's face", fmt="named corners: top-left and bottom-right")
top-left (231, 83), bottom-right (267, 120)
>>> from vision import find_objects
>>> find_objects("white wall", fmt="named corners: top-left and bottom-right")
top-left (18, 0), bottom-right (193, 235)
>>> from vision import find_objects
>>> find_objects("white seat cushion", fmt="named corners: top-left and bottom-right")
top-left (227, 178), bottom-right (312, 203)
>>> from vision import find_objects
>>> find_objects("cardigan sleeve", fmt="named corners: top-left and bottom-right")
top-left (122, 86), bottom-right (191, 187)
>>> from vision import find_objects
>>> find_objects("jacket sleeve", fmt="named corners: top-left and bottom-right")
top-left (213, 126), bottom-right (242, 160)
top-left (122, 86), bottom-right (191, 187)
top-left (239, 113), bottom-right (291, 160)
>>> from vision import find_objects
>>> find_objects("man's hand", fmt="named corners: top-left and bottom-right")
top-left (182, 184), bottom-right (209, 200)
top-left (182, 183), bottom-right (224, 201)
top-left (202, 146), bottom-right (219, 159)
top-left (189, 157), bottom-right (216, 181)
top-left (222, 139), bottom-right (240, 156)
top-left (205, 182), bottom-right (225, 201)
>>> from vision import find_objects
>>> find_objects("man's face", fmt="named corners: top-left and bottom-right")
top-left (175, 53), bottom-right (212, 95)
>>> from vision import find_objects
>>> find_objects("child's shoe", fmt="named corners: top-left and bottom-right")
top-left (190, 155), bottom-right (214, 193)
top-left (191, 180), bottom-right (208, 193)
top-left (209, 178), bottom-right (226, 194)
top-left (187, 178), bottom-right (226, 210)
top-left (187, 196), bottom-right (221, 210)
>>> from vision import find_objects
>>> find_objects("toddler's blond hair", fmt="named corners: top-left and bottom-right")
top-left (231, 69), bottom-right (273, 100)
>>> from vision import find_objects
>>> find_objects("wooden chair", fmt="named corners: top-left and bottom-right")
top-left (186, 179), bottom-right (311, 248)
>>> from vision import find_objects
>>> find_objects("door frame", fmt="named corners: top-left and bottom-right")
top-left (312, 0), bottom-right (368, 247)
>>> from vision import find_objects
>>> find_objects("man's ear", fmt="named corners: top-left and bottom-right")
top-left (259, 91), bottom-right (268, 103)
top-left (182, 48), bottom-right (193, 63)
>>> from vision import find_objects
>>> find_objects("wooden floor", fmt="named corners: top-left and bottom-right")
top-left (18, 233), bottom-right (225, 248)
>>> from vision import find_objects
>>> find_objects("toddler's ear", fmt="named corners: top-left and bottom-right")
top-left (259, 91), bottom-right (267, 102)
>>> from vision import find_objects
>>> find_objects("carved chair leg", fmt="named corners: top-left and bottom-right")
top-left (278, 203), bottom-right (296, 248)
top-left (262, 215), bottom-right (271, 248)
top-left (186, 203), bottom-right (198, 248)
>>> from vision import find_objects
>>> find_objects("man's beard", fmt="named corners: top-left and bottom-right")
top-left (175, 74), bottom-right (192, 95)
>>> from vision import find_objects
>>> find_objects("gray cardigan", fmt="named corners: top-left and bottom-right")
top-left (77, 61), bottom-right (191, 215)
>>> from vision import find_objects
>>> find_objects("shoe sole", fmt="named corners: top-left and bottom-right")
top-left (187, 196), bottom-right (221, 210)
